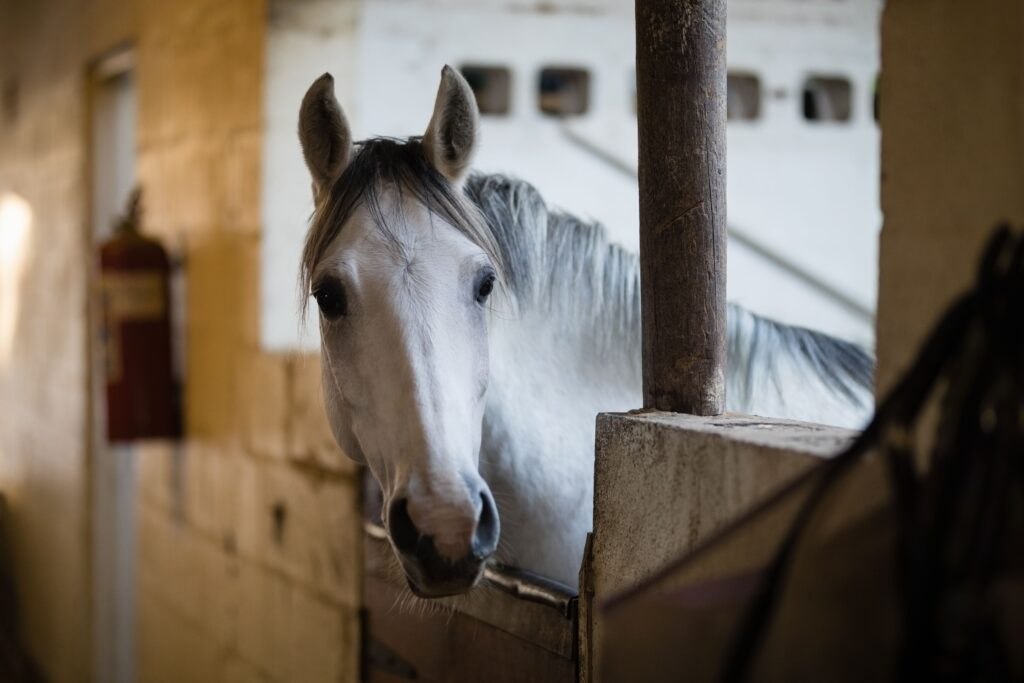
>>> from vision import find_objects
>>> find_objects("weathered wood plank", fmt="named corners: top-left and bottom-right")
top-left (363, 530), bottom-right (576, 681)
top-left (636, 0), bottom-right (728, 415)
top-left (363, 573), bottom-right (575, 682)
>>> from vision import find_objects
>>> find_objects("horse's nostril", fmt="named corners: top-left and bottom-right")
top-left (472, 491), bottom-right (500, 559)
top-left (388, 498), bottom-right (420, 555)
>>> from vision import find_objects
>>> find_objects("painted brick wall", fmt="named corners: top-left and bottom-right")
top-left (0, 0), bottom-right (364, 681)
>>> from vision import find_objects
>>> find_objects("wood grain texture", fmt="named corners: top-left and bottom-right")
top-left (635, 0), bottom-right (727, 414)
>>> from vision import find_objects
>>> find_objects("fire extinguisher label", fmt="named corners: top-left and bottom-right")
top-left (101, 271), bottom-right (166, 321)
top-left (100, 271), bottom-right (165, 385)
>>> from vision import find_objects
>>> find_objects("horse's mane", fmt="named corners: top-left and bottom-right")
top-left (727, 305), bottom-right (874, 412)
top-left (464, 173), bottom-right (642, 352)
top-left (301, 135), bottom-right (873, 415)
top-left (300, 136), bottom-right (640, 347)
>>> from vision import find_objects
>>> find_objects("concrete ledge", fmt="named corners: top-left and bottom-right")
top-left (583, 412), bottom-right (856, 681)
top-left (592, 411), bottom-right (855, 599)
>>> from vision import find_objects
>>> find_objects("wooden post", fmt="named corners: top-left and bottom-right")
top-left (636, 0), bottom-right (727, 415)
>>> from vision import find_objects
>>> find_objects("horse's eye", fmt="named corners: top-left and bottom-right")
top-left (476, 273), bottom-right (496, 304)
top-left (313, 280), bottom-right (347, 320)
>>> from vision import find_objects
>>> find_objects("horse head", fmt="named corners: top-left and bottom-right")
top-left (298, 67), bottom-right (501, 597)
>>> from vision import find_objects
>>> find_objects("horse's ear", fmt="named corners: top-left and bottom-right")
top-left (299, 73), bottom-right (353, 199)
top-left (422, 65), bottom-right (479, 185)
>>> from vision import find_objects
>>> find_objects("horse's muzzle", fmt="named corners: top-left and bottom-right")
top-left (388, 493), bottom-right (500, 597)
top-left (401, 541), bottom-right (488, 598)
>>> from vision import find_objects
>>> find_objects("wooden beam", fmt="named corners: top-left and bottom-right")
top-left (635, 0), bottom-right (727, 415)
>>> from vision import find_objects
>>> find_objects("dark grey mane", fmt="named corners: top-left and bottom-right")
top-left (302, 135), bottom-right (873, 413)
top-left (727, 306), bottom-right (874, 410)
top-left (464, 174), bottom-right (642, 350)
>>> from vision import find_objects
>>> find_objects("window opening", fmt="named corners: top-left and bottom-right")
top-left (539, 67), bottom-right (590, 117)
top-left (460, 64), bottom-right (512, 116)
top-left (873, 74), bottom-right (880, 122)
top-left (727, 72), bottom-right (761, 121)
top-left (802, 76), bottom-right (852, 122)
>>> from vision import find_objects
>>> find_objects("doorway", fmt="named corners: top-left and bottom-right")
top-left (89, 47), bottom-right (137, 683)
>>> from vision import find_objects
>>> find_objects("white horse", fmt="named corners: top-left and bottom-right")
top-left (298, 66), bottom-right (873, 596)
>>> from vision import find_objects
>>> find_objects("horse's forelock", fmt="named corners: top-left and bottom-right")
top-left (299, 138), bottom-right (641, 352)
top-left (300, 137), bottom-right (506, 318)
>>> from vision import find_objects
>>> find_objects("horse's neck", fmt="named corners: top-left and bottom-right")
top-left (470, 179), bottom-right (871, 581)
top-left (484, 301), bottom-right (643, 479)
top-left (490, 305), bottom-right (642, 403)
top-left (478, 291), bottom-right (870, 586)
top-left (480, 304), bottom-right (641, 585)
top-left (486, 295), bottom-right (870, 435)
top-left (484, 299), bottom-right (871, 465)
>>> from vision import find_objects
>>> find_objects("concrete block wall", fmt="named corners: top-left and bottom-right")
top-left (0, 0), bottom-right (365, 681)
top-left (134, 0), bottom-right (363, 679)
top-left (134, 439), bottom-right (360, 682)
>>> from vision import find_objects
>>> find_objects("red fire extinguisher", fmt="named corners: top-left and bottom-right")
top-left (99, 189), bottom-right (178, 441)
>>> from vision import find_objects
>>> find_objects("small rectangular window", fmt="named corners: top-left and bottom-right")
top-left (539, 67), bottom-right (590, 117)
top-left (873, 74), bottom-right (880, 123)
top-left (727, 72), bottom-right (761, 121)
top-left (461, 65), bottom-right (512, 116)
top-left (802, 76), bottom-right (852, 123)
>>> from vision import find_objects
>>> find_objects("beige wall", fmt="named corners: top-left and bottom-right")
top-left (0, 2), bottom-right (135, 680)
top-left (0, 0), bottom-right (362, 681)
top-left (877, 0), bottom-right (1024, 393)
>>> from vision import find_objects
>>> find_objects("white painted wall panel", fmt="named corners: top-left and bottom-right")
top-left (262, 0), bottom-right (881, 350)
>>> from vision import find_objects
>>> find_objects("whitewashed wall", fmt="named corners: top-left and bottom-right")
top-left (262, 0), bottom-right (881, 350)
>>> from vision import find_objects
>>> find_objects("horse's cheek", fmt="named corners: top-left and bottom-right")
top-left (319, 364), bottom-right (368, 464)
top-left (327, 400), bottom-right (366, 464)
top-left (472, 311), bottom-right (491, 402)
